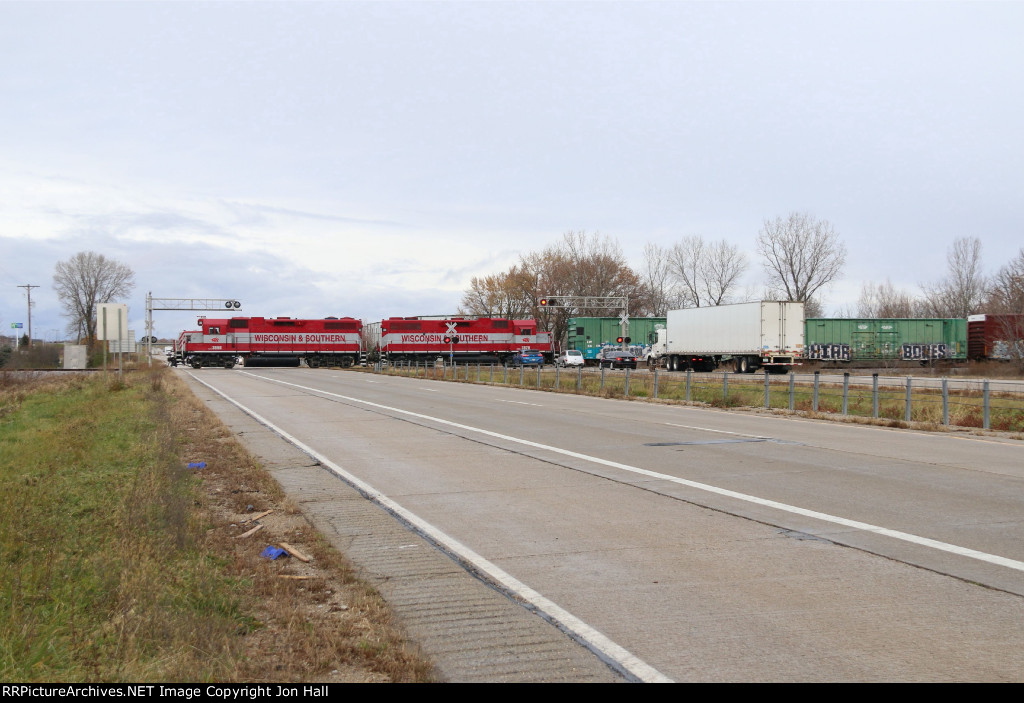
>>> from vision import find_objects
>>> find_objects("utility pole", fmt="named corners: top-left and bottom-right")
top-left (18, 284), bottom-right (39, 348)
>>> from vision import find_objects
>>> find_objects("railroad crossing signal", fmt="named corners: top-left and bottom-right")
top-left (537, 295), bottom-right (627, 311)
top-left (616, 336), bottom-right (631, 344)
top-left (444, 336), bottom-right (460, 344)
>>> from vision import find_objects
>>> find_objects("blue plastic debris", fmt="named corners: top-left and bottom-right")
top-left (187, 462), bottom-right (206, 469)
top-left (261, 546), bottom-right (287, 560)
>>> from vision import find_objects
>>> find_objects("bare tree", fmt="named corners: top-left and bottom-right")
top-left (756, 212), bottom-right (846, 304)
top-left (802, 296), bottom-right (825, 318)
top-left (919, 237), bottom-right (986, 318)
top-left (667, 235), bottom-right (747, 308)
top-left (986, 247), bottom-right (1024, 315)
top-left (703, 239), bottom-right (748, 305)
top-left (53, 251), bottom-right (135, 345)
top-left (857, 279), bottom-right (926, 318)
top-left (639, 243), bottom-right (682, 316)
top-left (985, 248), bottom-right (1024, 370)
top-left (668, 235), bottom-right (706, 307)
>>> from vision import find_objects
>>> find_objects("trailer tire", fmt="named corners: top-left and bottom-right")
top-left (738, 356), bottom-right (750, 374)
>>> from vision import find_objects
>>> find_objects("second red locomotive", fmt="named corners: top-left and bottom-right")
top-left (377, 317), bottom-right (553, 364)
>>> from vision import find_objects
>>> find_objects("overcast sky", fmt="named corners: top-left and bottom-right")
top-left (2, 1), bottom-right (1021, 341)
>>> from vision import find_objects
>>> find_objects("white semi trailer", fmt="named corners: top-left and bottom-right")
top-left (646, 301), bottom-right (805, 374)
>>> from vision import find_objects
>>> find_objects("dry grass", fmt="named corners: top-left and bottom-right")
top-left (0, 367), bottom-right (436, 683)
top-left (158, 367), bottom-right (437, 683)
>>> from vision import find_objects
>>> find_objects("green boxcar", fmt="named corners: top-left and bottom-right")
top-left (804, 318), bottom-right (967, 363)
top-left (566, 317), bottom-right (666, 362)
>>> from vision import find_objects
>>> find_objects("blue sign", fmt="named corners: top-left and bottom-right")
top-left (11, 323), bottom-right (23, 329)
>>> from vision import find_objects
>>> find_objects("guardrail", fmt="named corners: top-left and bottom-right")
top-left (372, 361), bottom-right (1024, 434)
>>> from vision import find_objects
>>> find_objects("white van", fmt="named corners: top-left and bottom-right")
top-left (555, 349), bottom-right (584, 367)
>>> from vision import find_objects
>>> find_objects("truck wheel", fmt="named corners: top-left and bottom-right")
top-left (738, 356), bottom-right (750, 374)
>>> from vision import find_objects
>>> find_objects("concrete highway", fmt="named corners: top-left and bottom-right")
top-left (183, 366), bottom-right (1024, 682)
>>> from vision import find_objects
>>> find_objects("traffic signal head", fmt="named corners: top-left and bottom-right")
top-left (539, 297), bottom-right (557, 307)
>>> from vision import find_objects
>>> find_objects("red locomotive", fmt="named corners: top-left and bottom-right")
top-left (177, 316), bottom-right (363, 368)
top-left (378, 317), bottom-right (553, 364)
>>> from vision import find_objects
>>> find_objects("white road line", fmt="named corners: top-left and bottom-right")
top-left (188, 372), bottom-right (672, 684)
top-left (664, 422), bottom-right (770, 439)
top-left (245, 372), bottom-right (1024, 576)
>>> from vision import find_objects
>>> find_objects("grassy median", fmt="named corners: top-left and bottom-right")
top-left (0, 367), bottom-right (434, 683)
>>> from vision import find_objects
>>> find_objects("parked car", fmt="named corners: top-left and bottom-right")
top-left (598, 351), bottom-right (638, 369)
top-left (508, 349), bottom-right (545, 367)
top-left (555, 349), bottom-right (585, 367)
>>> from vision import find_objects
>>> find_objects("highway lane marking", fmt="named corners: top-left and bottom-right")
top-left (678, 405), bottom-right (1023, 447)
top-left (498, 399), bottom-right (544, 406)
top-left (188, 371), bottom-right (671, 684)
top-left (240, 372), bottom-right (1024, 577)
top-left (664, 422), bottom-right (770, 440)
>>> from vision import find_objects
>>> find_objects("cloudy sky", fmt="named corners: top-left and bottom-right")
top-left (2, 1), bottom-right (1021, 341)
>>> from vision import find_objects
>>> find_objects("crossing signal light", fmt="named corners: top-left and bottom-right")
top-left (616, 336), bottom-right (632, 344)
top-left (452, 336), bottom-right (459, 344)
top-left (444, 336), bottom-right (460, 344)
top-left (540, 297), bottom-right (556, 307)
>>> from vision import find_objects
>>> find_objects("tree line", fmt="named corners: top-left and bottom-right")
top-left (25, 215), bottom-right (1024, 356)
top-left (459, 212), bottom-right (1024, 346)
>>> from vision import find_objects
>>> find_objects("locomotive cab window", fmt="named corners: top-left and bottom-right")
top-left (207, 327), bottom-right (220, 335)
